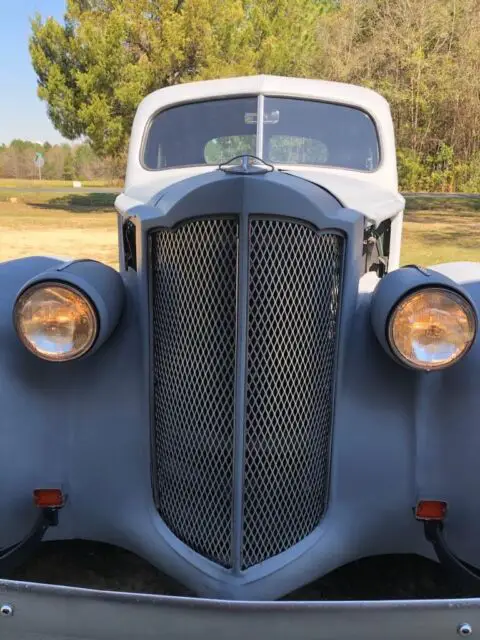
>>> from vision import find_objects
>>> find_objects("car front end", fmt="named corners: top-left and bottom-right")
top-left (0, 76), bottom-right (479, 638)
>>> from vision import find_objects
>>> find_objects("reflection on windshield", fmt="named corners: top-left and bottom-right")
top-left (143, 96), bottom-right (379, 171)
top-left (204, 135), bottom-right (256, 164)
top-left (263, 97), bottom-right (379, 170)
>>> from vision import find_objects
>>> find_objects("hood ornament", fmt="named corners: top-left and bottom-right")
top-left (219, 154), bottom-right (275, 175)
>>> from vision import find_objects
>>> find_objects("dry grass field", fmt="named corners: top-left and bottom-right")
top-left (402, 196), bottom-right (480, 265)
top-left (0, 191), bottom-right (118, 268)
top-left (0, 178), bottom-right (119, 189)
top-left (0, 190), bottom-right (478, 269)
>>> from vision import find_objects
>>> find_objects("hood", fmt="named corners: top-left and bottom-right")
top-left (283, 168), bottom-right (405, 226)
top-left (117, 166), bottom-right (404, 226)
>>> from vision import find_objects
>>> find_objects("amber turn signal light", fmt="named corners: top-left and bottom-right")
top-left (33, 488), bottom-right (65, 509)
top-left (415, 500), bottom-right (447, 521)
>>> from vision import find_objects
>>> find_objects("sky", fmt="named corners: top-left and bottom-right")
top-left (0, 0), bottom-right (68, 145)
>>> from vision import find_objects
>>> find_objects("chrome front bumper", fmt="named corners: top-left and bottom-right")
top-left (1, 579), bottom-right (479, 640)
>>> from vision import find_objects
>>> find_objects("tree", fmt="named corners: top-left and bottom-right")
top-left (0, 140), bottom-right (122, 182)
top-left (62, 148), bottom-right (74, 180)
top-left (315, 0), bottom-right (480, 191)
top-left (30, 0), bottom-right (333, 158)
top-left (0, 140), bottom-right (43, 179)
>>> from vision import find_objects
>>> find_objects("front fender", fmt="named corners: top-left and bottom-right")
top-left (414, 262), bottom-right (480, 563)
top-left (0, 246), bottom-right (479, 601)
top-left (0, 257), bottom-right (148, 549)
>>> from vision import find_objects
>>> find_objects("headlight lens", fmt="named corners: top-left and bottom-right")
top-left (14, 282), bottom-right (98, 361)
top-left (388, 287), bottom-right (476, 370)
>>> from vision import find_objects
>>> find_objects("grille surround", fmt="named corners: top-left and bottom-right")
top-left (151, 215), bottom-right (344, 570)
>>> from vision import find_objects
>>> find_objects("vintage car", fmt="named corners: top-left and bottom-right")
top-left (0, 75), bottom-right (479, 638)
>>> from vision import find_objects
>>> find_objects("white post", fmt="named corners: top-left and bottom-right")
top-left (388, 210), bottom-right (404, 271)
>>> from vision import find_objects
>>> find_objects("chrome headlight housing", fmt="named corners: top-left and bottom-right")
top-left (14, 282), bottom-right (98, 362)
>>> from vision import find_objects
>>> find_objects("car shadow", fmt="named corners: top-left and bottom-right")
top-left (415, 229), bottom-right (480, 249)
top-left (27, 193), bottom-right (117, 213)
top-left (11, 541), bottom-right (479, 600)
top-left (404, 211), bottom-right (480, 252)
top-left (405, 197), bottom-right (480, 213)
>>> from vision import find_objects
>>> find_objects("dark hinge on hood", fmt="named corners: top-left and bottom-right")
top-left (363, 219), bottom-right (391, 277)
top-left (123, 218), bottom-right (137, 271)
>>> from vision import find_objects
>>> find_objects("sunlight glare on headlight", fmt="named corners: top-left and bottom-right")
top-left (388, 287), bottom-right (476, 370)
top-left (14, 282), bottom-right (98, 361)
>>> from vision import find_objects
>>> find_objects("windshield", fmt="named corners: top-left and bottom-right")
top-left (143, 96), bottom-right (380, 172)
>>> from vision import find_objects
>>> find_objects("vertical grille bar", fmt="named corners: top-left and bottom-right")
top-left (241, 218), bottom-right (343, 569)
top-left (151, 218), bottom-right (238, 568)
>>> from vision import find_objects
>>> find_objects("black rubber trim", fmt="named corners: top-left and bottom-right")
top-left (425, 521), bottom-right (480, 589)
top-left (0, 508), bottom-right (58, 576)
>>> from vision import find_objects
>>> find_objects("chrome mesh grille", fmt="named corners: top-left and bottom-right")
top-left (242, 219), bottom-right (343, 568)
top-left (151, 215), bottom-right (343, 570)
top-left (151, 218), bottom-right (238, 568)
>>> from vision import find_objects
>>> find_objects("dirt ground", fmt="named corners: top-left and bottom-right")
top-left (401, 196), bottom-right (480, 265)
top-left (0, 198), bottom-right (118, 268)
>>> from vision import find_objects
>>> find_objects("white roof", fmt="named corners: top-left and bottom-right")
top-left (135, 74), bottom-right (391, 123)
top-left (124, 74), bottom-right (400, 202)
top-left (119, 75), bottom-right (404, 268)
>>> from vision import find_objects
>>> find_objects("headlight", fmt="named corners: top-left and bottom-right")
top-left (14, 282), bottom-right (98, 362)
top-left (388, 287), bottom-right (476, 370)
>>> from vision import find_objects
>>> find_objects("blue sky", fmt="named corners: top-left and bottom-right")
top-left (0, 1), bottom-right (67, 145)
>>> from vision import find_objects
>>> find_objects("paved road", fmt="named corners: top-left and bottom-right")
top-left (0, 186), bottom-right (120, 194)
top-left (1, 186), bottom-right (479, 198)
top-left (403, 192), bottom-right (480, 198)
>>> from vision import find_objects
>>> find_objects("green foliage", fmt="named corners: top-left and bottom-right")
top-left (30, 0), bottom-right (333, 157)
top-left (204, 136), bottom-right (257, 164)
top-left (28, 0), bottom-right (480, 191)
top-left (0, 140), bottom-right (120, 182)
top-left (316, 0), bottom-right (480, 192)
top-left (269, 136), bottom-right (328, 165)
top-left (397, 144), bottom-right (480, 193)
top-left (62, 150), bottom-right (74, 180)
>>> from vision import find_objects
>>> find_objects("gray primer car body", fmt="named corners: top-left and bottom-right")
top-left (0, 75), bottom-right (479, 637)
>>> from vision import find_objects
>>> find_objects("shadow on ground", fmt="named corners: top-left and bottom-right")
top-left (10, 540), bottom-right (478, 600)
top-left (405, 212), bottom-right (480, 250)
top-left (415, 229), bottom-right (480, 249)
top-left (406, 211), bottom-right (480, 223)
top-left (406, 197), bottom-right (480, 213)
top-left (27, 193), bottom-right (117, 212)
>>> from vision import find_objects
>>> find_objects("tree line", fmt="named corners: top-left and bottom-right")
top-left (29, 0), bottom-right (480, 192)
top-left (0, 140), bottom-right (121, 182)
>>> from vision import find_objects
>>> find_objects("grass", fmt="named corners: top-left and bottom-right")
top-left (0, 190), bottom-right (478, 272)
top-left (0, 192), bottom-right (118, 269)
top-left (402, 196), bottom-right (480, 265)
top-left (0, 189), bottom-right (117, 207)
